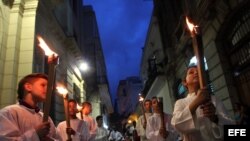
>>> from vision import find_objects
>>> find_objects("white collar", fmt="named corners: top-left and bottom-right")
top-left (187, 92), bottom-right (196, 97)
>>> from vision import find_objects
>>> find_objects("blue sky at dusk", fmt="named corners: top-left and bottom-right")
top-left (84, 0), bottom-right (153, 103)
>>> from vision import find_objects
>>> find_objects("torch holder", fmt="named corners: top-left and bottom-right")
top-left (43, 55), bottom-right (59, 122)
top-left (191, 26), bottom-right (207, 88)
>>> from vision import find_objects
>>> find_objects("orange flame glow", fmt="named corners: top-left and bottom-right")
top-left (77, 104), bottom-right (82, 111)
top-left (37, 36), bottom-right (58, 57)
top-left (186, 17), bottom-right (198, 34)
top-left (139, 93), bottom-right (144, 102)
top-left (56, 86), bottom-right (68, 96)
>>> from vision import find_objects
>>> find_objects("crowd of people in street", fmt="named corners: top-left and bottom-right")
top-left (0, 72), bottom-right (128, 141)
top-left (0, 65), bottom-right (249, 140)
top-left (134, 65), bottom-right (248, 141)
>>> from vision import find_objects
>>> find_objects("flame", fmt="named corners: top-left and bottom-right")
top-left (77, 104), bottom-right (82, 111)
top-left (139, 94), bottom-right (144, 102)
top-left (37, 36), bottom-right (58, 57)
top-left (185, 17), bottom-right (199, 34)
top-left (56, 86), bottom-right (68, 96)
top-left (128, 119), bottom-right (132, 124)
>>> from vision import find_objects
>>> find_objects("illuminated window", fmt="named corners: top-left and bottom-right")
top-left (188, 56), bottom-right (208, 70)
top-left (174, 79), bottom-right (187, 100)
top-left (178, 83), bottom-right (186, 96)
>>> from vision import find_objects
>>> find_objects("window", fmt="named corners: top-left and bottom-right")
top-left (73, 83), bottom-right (81, 103)
top-left (174, 79), bottom-right (187, 100)
top-left (178, 83), bottom-right (186, 96)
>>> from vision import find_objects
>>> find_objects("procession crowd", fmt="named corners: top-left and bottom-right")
top-left (0, 65), bottom-right (249, 141)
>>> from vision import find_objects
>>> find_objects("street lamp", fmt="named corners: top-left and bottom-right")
top-left (79, 62), bottom-right (89, 71)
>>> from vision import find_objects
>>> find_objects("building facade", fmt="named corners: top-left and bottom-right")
top-left (116, 76), bottom-right (143, 118)
top-left (79, 5), bottom-right (113, 120)
top-left (140, 0), bottom-right (250, 117)
top-left (0, 0), bottom-right (113, 126)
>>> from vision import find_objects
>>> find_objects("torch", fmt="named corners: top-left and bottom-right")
top-left (138, 93), bottom-right (147, 128)
top-left (77, 104), bottom-right (83, 120)
top-left (157, 97), bottom-right (168, 139)
top-left (186, 17), bottom-right (208, 89)
top-left (37, 36), bottom-right (59, 122)
top-left (157, 97), bottom-right (165, 130)
top-left (57, 86), bottom-right (72, 141)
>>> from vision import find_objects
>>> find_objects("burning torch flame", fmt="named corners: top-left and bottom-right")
top-left (186, 17), bottom-right (198, 34)
top-left (139, 93), bottom-right (144, 102)
top-left (77, 104), bottom-right (82, 112)
top-left (56, 86), bottom-right (68, 97)
top-left (37, 36), bottom-right (58, 57)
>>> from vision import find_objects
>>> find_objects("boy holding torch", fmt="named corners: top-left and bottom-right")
top-left (171, 17), bottom-right (234, 141)
top-left (146, 97), bottom-right (177, 141)
top-left (171, 65), bottom-right (235, 141)
top-left (81, 101), bottom-right (97, 141)
top-left (0, 73), bottom-right (59, 141)
top-left (135, 99), bottom-right (152, 141)
top-left (57, 99), bottom-right (90, 141)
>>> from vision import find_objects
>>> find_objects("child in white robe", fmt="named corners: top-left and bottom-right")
top-left (146, 97), bottom-right (178, 141)
top-left (57, 99), bottom-right (90, 141)
top-left (171, 65), bottom-right (235, 141)
top-left (0, 73), bottom-right (59, 141)
top-left (94, 115), bottom-right (108, 141)
top-left (81, 101), bottom-right (97, 141)
top-left (136, 99), bottom-right (152, 141)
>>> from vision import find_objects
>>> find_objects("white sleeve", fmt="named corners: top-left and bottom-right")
top-left (135, 116), bottom-right (145, 136)
top-left (212, 96), bottom-right (235, 125)
top-left (108, 131), bottom-right (114, 140)
top-left (171, 99), bottom-right (197, 134)
top-left (56, 122), bottom-right (65, 141)
top-left (207, 96), bottom-right (235, 139)
top-left (48, 117), bottom-right (61, 141)
top-left (80, 121), bottom-right (90, 141)
top-left (146, 116), bottom-right (160, 139)
top-left (0, 111), bottom-right (40, 141)
top-left (88, 118), bottom-right (97, 140)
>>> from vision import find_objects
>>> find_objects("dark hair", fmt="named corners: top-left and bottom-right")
top-left (96, 115), bottom-right (103, 121)
top-left (82, 101), bottom-right (91, 108)
top-left (188, 63), bottom-right (197, 68)
top-left (144, 99), bottom-right (151, 105)
top-left (68, 99), bottom-right (77, 104)
top-left (184, 65), bottom-right (197, 78)
top-left (182, 65), bottom-right (198, 89)
top-left (17, 73), bottom-right (48, 100)
top-left (151, 96), bottom-right (157, 100)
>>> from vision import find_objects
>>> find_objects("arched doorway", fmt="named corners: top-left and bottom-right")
top-left (220, 5), bottom-right (250, 106)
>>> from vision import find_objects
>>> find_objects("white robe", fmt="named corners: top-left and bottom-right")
top-left (82, 115), bottom-right (97, 141)
top-left (57, 119), bottom-right (90, 141)
top-left (171, 93), bottom-right (235, 141)
top-left (0, 104), bottom-right (59, 141)
top-left (146, 113), bottom-right (178, 141)
top-left (108, 130), bottom-right (123, 141)
top-left (94, 126), bottom-right (108, 141)
top-left (135, 113), bottom-right (152, 141)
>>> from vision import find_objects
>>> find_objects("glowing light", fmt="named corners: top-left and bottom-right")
top-left (80, 62), bottom-right (88, 71)
top-left (56, 86), bottom-right (68, 97)
top-left (186, 17), bottom-right (199, 35)
top-left (77, 104), bottom-right (82, 111)
top-left (139, 93), bottom-right (144, 102)
top-left (37, 36), bottom-right (58, 57)
top-left (128, 120), bottom-right (132, 124)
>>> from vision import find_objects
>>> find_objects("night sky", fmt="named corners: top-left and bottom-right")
top-left (84, 0), bottom-right (153, 103)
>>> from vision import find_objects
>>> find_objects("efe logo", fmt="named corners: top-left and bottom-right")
top-left (224, 125), bottom-right (249, 141)
top-left (228, 129), bottom-right (246, 136)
